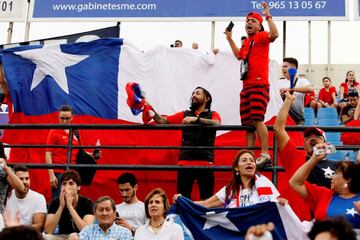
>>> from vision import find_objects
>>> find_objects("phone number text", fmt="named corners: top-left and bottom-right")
top-left (251, 1), bottom-right (327, 10)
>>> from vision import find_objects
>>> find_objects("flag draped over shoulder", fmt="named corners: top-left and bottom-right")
top-left (169, 197), bottom-right (311, 240)
top-left (0, 38), bottom-right (304, 204)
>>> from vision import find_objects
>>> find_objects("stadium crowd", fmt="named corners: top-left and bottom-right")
top-left (0, 2), bottom-right (360, 240)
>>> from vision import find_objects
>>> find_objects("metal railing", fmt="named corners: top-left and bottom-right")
top-left (2, 124), bottom-right (360, 187)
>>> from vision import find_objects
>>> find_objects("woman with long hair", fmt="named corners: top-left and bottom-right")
top-left (193, 150), bottom-right (281, 208)
top-left (339, 70), bottom-right (360, 110)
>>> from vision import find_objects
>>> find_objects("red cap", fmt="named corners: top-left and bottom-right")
top-left (304, 127), bottom-right (327, 142)
top-left (246, 12), bottom-right (263, 24)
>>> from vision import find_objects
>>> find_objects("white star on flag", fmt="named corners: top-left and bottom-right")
top-left (203, 211), bottom-right (238, 231)
top-left (346, 208), bottom-right (358, 217)
top-left (322, 167), bottom-right (335, 178)
top-left (14, 45), bottom-right (89, 94)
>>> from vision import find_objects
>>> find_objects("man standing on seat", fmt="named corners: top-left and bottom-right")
top-left (5, 165), bottom-right (47, 232)
top-left (224, 1), bottom-right (278, 168)
top-left (115, 172), bottom-right (146, 236)
top-left (147, 86), bottom-right (221, 200)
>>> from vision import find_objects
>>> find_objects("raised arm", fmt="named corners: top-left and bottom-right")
top-left (1, 158), bottom-right (25, 193)
top-left (224, 30), bottom-right (241, 60)
top-left (262, 1), bottom-right (278, 42)
top-left (289, 145), bottom-right (326, 199)
top-left (273, 91), bottom-right (294, 151)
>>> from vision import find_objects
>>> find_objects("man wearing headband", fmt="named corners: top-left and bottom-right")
top-left (225, 1), bottom-right (278, 168)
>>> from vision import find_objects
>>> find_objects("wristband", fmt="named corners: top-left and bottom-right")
top-left (266, 15), bottom-right (272, 20)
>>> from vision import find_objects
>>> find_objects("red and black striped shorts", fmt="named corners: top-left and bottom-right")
top-left (240, 84), bottom-right (270, 126)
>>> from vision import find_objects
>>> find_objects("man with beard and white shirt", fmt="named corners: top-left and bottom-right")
top-left (5, 165), bottom-right (47, 232)
top-left (115, 172), bottom-right (146, 236)
top-left (146, 86), bottom-right (221, 200)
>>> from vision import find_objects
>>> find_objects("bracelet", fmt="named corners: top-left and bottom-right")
top-left (196, 116), bottom-right (200, 123)
top-left (266, 15), bottom-right (272, 20)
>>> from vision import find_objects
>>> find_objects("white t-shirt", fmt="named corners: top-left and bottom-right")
top-left (5, 189), bottom-right (47, 225)
top-left (134, 218), bottom-right (184, 240)
top-left (277, 77), bottom-right (311, 116)
top-left (116, 201), bottom-right (146, 229)
top-left (215, 175), bottom-right (279, 208)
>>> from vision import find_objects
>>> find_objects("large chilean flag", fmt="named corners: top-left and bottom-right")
top-left (1, 38), bottom-right (303, 208)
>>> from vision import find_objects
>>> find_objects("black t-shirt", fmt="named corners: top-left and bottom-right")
top-left (307, 158), bottom-right (337, 188)
top-left (48, 195), bottom-right (94, 234)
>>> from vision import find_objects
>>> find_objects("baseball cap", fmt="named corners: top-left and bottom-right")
top-left (246, 12), bottom-right (264, 31)
top-left (304, 127), bottom-right (327, 142)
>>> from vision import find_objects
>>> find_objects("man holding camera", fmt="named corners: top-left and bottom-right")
top-left (274, 90), bottom-right (336, 221)
top-left (225, 1), bottom-right (278, 168)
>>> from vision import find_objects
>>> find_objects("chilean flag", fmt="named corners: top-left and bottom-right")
top-left (1, 38), bottom-right (303, 207)
top-left (168, 197), bottom-right (311, 240)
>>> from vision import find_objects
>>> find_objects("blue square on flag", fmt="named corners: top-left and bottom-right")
top-left (2, 38), bottom-right (123, 119)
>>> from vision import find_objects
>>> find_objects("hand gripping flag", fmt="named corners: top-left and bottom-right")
top-left (125, 82), bottom-right (154, 124)
top-left (168, 197), bottom-right (311, 240)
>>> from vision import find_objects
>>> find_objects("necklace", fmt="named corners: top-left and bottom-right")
top-left (150, 220), bottom-right (164, 228)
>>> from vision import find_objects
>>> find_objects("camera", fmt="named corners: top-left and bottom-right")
top-left (170, 44), bottom-right (175, 48)
top-left (313, 144), bottom-right (336, 156)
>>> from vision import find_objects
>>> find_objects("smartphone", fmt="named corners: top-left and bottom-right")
top-left (226, 21), bottom-right (234, 32)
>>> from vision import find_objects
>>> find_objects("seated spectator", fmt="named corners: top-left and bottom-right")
top-left (318, 77), bottom-right (338, 109)
top-left (0, 225), bottom-right (43, 240)
top-left (307, 216), bottom-right (357, 240)
top-left (79, 196), bottom-right (132, 240)
top-left (115, 172), bottom-right (146, 235)
top-left (44, 171), bottom-right (94, 240)
top-left (134, 188), bottom-right (183, 240)
top-left (339, 70), bottom-right (360, 110)
top-left (355, 96), bottom-right (360, 120)
top-left (340, 89), bottom-right (358, 124)
top-left (5, 165), bottom-right (47, 232)
top-left (0, 158), bottom-right (25, 214)
top-left (178, 150), bottom-right (283, 208)
top-left (304, 90), bottom-right (320, 113)
top-left (289, 147), bottom-right (360, 229)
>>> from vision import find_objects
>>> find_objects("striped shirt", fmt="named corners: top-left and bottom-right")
top-left (79, 222), bottom-right (132, 240)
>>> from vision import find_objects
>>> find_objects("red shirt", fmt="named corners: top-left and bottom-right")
top-left (46, 129), bottom-right (79, 173)
top-left (166, 110), bottom-right (221, 166)
top-left (304, 182), bottom-right (334, 220)
top-left (340, 82), bottom-right (359, 99)
top-left (318, 86), bottom-right (337, 105)
top-left (304, 90), bottom-right (316, 106)
top-left (278, 140), bottom-right (312, 221)
top-left (238, 31), bottom-right (270, 86)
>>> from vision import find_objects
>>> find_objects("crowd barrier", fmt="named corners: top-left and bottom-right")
top-left (1, 124), bottom-right (359, 187)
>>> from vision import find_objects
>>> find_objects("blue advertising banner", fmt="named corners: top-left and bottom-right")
top-left (30, 0), bottom-right (348, 21)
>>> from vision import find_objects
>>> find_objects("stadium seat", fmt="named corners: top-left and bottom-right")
top-left (304, 107), bottom-right (316, 126)
top-left (317, 108), bottom-right (338, 121)
top-left (317, 119), bottom-right (339, 127)
top-left (326, 132), bottom-right (342, 146)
